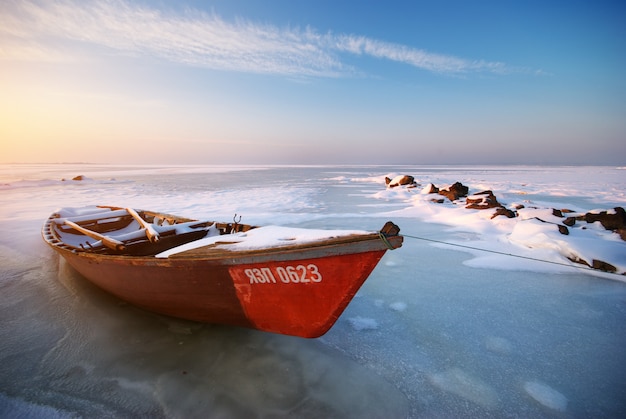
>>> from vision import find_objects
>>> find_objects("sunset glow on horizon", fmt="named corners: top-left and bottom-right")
top-left (1, 0), bottom-right (624, 165)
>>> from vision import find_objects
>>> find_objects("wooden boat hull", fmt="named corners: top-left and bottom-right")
top-left (43, 207), bottom-right (402, 338)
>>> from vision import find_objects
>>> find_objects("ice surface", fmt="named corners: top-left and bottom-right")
top-left (1, 164), bottom-right (625, 417)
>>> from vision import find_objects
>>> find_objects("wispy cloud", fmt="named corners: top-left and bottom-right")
top-left (332, 35), bottom-right (511, 74)
top-left (0, 0), bottom-right (519, 77)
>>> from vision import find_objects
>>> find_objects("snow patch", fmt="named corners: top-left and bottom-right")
top-left (348, 316), bottom-right (378, 331)
top-left (524, 381), bottom-right (568, 411)
top-left (389, 302), bottom-right (407, 312)
top-left (157, 225), bottom-right (369, 257)
top-left (429, 368), bottom-right (499, 408)
top-left (485, 336), bottom-right (513, 355)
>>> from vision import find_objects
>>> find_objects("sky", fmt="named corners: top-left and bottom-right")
top-left (1, 0), bottom-right (625, 165)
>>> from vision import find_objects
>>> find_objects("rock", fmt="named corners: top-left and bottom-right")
top-left (563, 217), bottom-right (576, 227)
top-left (385, 175), bottom-right (417, 188)
top-left (438, 182), bottom-right (468, 201)
top-left (72, 175), bottom-right (86, 181)
top-left (423, 183), bottom-right (439, 194)
top-left (592, 259), bottom-right (617, 273)
top-left (490, 207), bottom-right (516, 219)
top-left (570, 257), bottom-right (618, 273)
top-left (466, 190), bottom-right (501, 210)
top-left (552, 208), bottom-right (575, 217)
top-left (568, 255), bottom-right (590, 268)
top-left (465, 190), bottom-right (517, 218)
top-left (584, 207), bottom-right (626, 231)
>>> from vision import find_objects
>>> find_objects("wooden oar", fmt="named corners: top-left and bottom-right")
top-left (64, 220), bottom-right (126, 252)
top-left (126, 208), bottom-right (160, 243)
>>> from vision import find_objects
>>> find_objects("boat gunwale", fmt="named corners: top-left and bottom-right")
top-left (42, 209), bottom-right (402, 263)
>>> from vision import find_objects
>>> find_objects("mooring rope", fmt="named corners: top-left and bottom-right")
top-left (378, 231), bottom-right (395, 250)
top-left (402, 233), bottom-right (622, 276)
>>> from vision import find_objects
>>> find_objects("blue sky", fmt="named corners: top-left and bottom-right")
top-left (1, 0), bottom-right (624, 165)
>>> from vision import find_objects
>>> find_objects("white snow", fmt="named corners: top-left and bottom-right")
top-left (375, 169), bottom-right (626, 277)
top-left (388, 301), bottom-right (407, 312)
top-left (156, 225), bottom-right (369, 257)
top-left (348, 316), bottom-right (379, 331)
top-left (524, 381), bottom-right (568, 411)
top-left (429, 368), bottom-right (499, 408)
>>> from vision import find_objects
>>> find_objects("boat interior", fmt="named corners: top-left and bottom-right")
top-left (43, 206), bottom-right (256, 256)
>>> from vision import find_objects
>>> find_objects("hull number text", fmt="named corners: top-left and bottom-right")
top-left (244, 264), bottom-right (322, 284)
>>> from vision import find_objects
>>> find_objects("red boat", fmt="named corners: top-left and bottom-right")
top-left (42, 206), bottom-right (403, 337)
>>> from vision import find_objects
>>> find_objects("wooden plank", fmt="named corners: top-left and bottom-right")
top-left (126, 207), bottom-right (160, 243)
top-left (64, 220), bottom-right (126, 252)
top-left (52, 209), bottom-right (129, 224)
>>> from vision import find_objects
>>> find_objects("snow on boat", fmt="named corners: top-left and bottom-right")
top-left (42, 205), bottom-right (403, 338)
